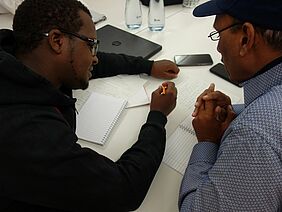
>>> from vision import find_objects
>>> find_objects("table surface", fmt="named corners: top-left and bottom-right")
top-left (0, 1), bottom-right (243, 211)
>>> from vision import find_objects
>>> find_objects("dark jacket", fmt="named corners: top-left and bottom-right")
top-left (0, 29), bottom-right (167, 212)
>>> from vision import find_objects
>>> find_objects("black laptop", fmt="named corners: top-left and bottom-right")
top-left (96, 25), bottom-right (162, 59)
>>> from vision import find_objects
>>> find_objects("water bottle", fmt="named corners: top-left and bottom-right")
top-left (125, 0), bottom-right (142, 29)
top-left (148, 0), bottom-right (165, 31)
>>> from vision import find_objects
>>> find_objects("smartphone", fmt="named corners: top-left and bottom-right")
top-left (210, 63), bottom-right (242, 87)
top-left (174, 54), bottom-right (213, 66)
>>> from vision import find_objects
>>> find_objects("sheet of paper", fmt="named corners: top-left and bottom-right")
top-left (74, 75), bottom-right (149, 110)
top-left (126, 86), bottom-right (149, 108)
top-left (0, 0), bottom-right (22, 14)
top-left (162, 78), bottom-right (241, 175)
top-left (0, 5), bottom-right (8, 13)
top-left (90, 75), bottom-right (149, 107)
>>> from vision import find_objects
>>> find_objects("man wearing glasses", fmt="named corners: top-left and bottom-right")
top-left (179, 0), bottom-right (282, 211)
top-left (0, 0), bottom-right (178, 211)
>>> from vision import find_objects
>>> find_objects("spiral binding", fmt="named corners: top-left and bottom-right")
top-left (179, 124), bottom-right (196, 136)
top-left (101, 101), bottom-right (127, 144)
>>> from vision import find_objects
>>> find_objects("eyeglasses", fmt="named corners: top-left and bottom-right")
top-left (43, 30), bottom-right (99, 56)
top-left (208, 23), bottom-right (242, 41)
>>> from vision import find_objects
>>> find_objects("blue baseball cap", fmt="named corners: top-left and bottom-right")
top-left (193, 0), bottom-right (282, 30)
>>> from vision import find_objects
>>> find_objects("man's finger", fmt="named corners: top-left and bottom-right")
top-left (192, 83), bottom-right (215, 116)
top-left (223, 105), bottom-right (236, 124)
top-left (203, 100), bottom-right (216, 114)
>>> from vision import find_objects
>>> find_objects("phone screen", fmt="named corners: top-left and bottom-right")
top-left (174, 54), bottom-right (213, 66)
top-left (210, 63), bottom-right (242, 87)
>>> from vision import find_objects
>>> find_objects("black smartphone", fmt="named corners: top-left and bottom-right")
top-left (210, 63), bottom-right (242, 87)
top-left (174, 54), bottom-right (213, 66)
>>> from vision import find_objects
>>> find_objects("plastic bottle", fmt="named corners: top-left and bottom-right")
top-left (148, 0), bottom-right (165, 31)
top-left (125, 0), bottom-right (142, 29)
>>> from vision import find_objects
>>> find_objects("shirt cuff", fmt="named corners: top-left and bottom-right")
top-left (188, 142), bottom-right (219, 165)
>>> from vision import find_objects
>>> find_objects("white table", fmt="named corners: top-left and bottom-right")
top-left (0, 1), bottom-right (243, 211)
top-left (81, 1), bottom-right (243, 212)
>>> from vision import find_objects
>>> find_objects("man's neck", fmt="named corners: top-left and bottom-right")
top-left (17, 50), bottom-right (61, 88)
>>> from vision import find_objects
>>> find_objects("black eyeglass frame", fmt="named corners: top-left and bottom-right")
top-left (43, 29), bottom-right (99, 56)
top-left (208, 23), bottom-right (242, 41)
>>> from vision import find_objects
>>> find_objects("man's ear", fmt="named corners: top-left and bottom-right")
top-left (239, 23), bottom-right (256, 56)
top-left (46, 29), bottom-right (65, 54)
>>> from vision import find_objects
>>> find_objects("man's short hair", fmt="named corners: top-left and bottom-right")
top-left (13, 0), bottom-right (91, 54)
top-left (256, 29), bottom-right (282, 51)
top-left (230, 18), bottom-right (282, 51)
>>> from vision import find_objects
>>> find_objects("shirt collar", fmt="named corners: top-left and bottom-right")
top-left (243, 58), bottom-right (282, 107)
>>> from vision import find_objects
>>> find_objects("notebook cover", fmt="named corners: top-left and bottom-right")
top-left (76, 92), bottom-right (127, 145)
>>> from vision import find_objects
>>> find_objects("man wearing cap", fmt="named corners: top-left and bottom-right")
top-left (179, 0), bottom-right (282, 211)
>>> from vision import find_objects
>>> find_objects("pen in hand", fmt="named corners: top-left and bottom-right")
top-left (161, 85), bottom-right (168, 95)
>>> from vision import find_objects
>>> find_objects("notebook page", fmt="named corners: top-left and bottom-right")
top-left (163, 80), bottom-right (208, 175)
top-left (164, 116), bottom-right (197, 175)
top-left (76, 92), bottom-right (127, 145)
top-left (163, 79), bottom-right (241, 175)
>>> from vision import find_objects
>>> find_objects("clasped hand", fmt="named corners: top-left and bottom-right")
top-left (192, 83), bottom-right (236, 144)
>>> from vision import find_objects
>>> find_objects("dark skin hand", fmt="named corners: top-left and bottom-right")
top-left (192, 83), bottom-right (215, 117)
top-left (203, 91), bottom-right (233, 122)
top-left (192, 99), bottom-right (236, 145)
top-left (150, 81), bottom-right (177, 116)
top-left (192, 83), bottom-right (233, 122)
top-left (151, 60), bottom-right (180, 79)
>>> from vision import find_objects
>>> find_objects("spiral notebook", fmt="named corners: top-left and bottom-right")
top-left (163, 116), bottom-right (198, 175)
top-left (76, 92), bottom-right (127, 145)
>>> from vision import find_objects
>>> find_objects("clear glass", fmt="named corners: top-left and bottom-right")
top-left (148, 0), bottom-right (165, 31)
top-left (182, 0), bottom-right (200, 8)
top-left (125, 0), bottom-right (142, 29)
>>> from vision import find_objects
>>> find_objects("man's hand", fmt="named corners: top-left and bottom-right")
top-left (192, 100), bottom-right (236, 144)
top-left (192, 83), bottom-right (215, 117)
top-left (150, 82), bottom-right (177, 116)
top-left (192, 84), bottom-right (232, 121)
top-left (151, 60), bottom-right (179, 79)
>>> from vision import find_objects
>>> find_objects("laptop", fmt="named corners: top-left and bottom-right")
top-left (96, 25), bottom-right (162, 59)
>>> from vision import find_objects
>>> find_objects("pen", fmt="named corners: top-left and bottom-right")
top-left (161, 85), bottom-right (167, 95)
top-left (94, 16), bottom-right (107, 25)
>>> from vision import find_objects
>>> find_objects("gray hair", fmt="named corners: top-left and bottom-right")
top-left (231, 17), bottom-right (282, 51)
top-left (256, 29), bottom-right (282, 51)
